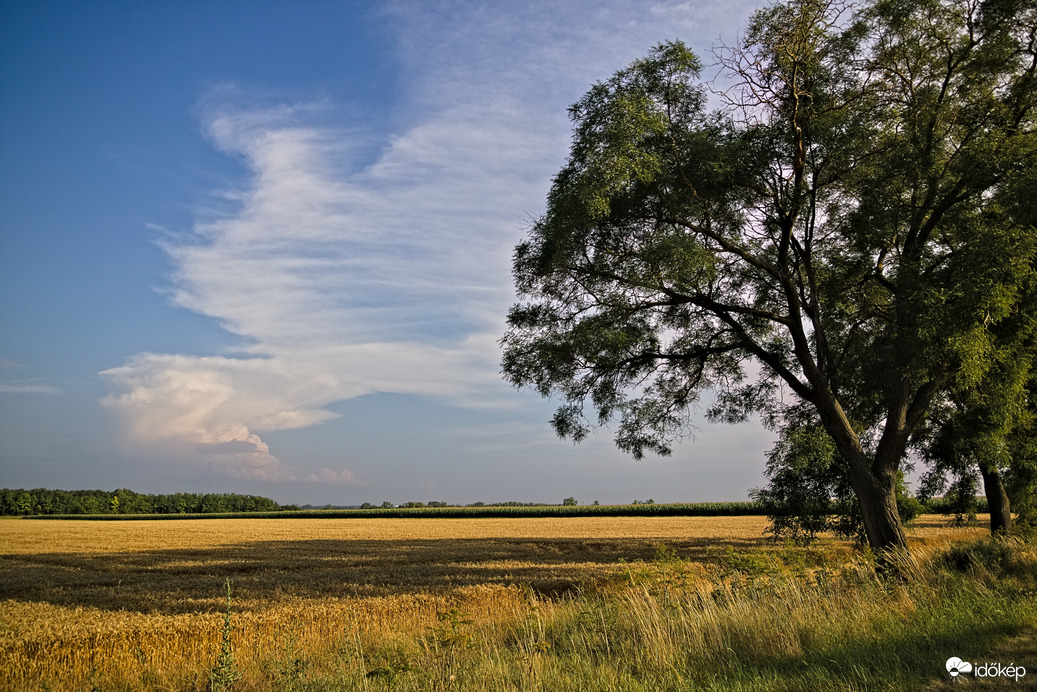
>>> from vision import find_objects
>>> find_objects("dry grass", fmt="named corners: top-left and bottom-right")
top-left (0, 515), bottom-right (997, 690)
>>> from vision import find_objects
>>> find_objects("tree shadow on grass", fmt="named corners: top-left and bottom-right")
top-left (717, 616), bottom-right (1037, 691)
top-left (0, 534), bottom-right (768, 614)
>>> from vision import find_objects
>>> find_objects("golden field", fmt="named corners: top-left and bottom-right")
top-left (0, 514), bottom-right (1021, 691)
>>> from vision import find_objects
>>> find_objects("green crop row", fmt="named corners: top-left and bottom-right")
top-left (26, 497), bottom-right (986, 521)
top-left (30, 501), bottom-right (766, 520)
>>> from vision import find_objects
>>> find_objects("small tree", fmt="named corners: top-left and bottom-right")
top-left (917, 362), bottom-right (1037, 534)
top-left (562, 497), bottom-right (578, 506)
top-left (754, 414), bottom-right (921, 543)
top-left (1005, 383), bottom-right (1037, 531)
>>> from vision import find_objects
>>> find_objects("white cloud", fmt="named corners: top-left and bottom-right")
top-left (305, 468), bottom-right (362, 485)
top-left (102, 0), bottom-right (764, 481)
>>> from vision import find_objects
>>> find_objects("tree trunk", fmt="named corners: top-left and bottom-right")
top-left (979, 462), bottom-right (1013, 536)
top-left (812, 393), bottom-right (911, 557)
top-left (847, 457), bottom-right (909, 555)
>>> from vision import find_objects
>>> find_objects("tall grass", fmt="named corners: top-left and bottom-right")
top-left (419, 540), bottom-right (1036, 691)
top-left (3, 537), bottom-right (1034, 691)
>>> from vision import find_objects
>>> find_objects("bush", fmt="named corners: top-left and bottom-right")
top-left (753, 423), bottom-right (922, 543)
top-left (936, 536), bottom-right (1035, 581)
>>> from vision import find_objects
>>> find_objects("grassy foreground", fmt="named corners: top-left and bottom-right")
top-left (1, 516), bottom-right (1034, 690)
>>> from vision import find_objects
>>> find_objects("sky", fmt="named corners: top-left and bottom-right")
top-left (0, 0), bottom-right (776, 507)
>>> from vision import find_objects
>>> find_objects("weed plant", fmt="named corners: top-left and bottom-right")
top-left (208, 578), bottom-right (241, 692)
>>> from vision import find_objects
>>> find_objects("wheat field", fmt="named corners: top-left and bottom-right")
top-left (0, 515), bottom-right (1001, 690)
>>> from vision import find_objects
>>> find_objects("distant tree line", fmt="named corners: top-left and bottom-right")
top-left (0, 488), bottom-right (295, 516)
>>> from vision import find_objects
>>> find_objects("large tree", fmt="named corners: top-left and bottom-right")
top-left (501, 0), bottom-right (1036, 555)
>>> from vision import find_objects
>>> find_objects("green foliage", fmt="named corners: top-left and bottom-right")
top-left (364, 643), bottom-right (415, 687)
top-left (752, 423), bottom-right (856, 542)
top-left (0, 488), bottom-right (288, 516)
top-left (1005, 373), bottom-right (1037, 528)
top-left (427, 608), bottom-right (474, 651)
top-left (24, 501), bottom-right (771, 524)
top-left (914, 310), bottom-right (1037, 534)
top-left (935, 536), bottom-right (1037, 594)
top-left (501, 0), bottom-right (1037, 554)
top-left (28, 501), bottom-right (764, 521)
top-left (752, 421), bottom-right (921, 543)
top-left (386, 541), bottom-right (1034, 691)
top-left (209, 579), bottom-right (241, 692)
top-left (268, 625), bottom-right (308, 692)
top-left (924, 495), bottom-right (989, 515)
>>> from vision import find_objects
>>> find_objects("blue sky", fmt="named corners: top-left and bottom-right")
top-left (0, 0), bottom-right (775, 506)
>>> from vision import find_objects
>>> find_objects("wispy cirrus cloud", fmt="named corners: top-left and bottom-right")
top-left (0, 360), bottom-right (59, 394)
top-left (0, 381), bottom-right (60, 394)
top-left (101, 0), bottom-right (762, 482)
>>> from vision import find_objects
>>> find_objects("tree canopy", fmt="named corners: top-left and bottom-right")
top-left (0, 488), bottom-right (290, 515)
top-left (502, 0), bottom-right (1037, 555)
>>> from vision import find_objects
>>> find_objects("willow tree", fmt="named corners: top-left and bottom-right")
top-left (916, 286), bottom-right (1037, 535)
top-left (501, 0), bottom-right (1036, 555)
